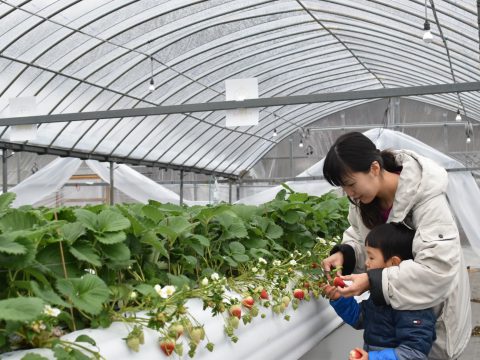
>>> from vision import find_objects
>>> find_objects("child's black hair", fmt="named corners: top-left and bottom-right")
top-left (365, 223), bottom-right (415, 262)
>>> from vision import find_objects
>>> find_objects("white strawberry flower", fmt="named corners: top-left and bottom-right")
top-left (252, 267), bottom-right (258, 273)
top-left (316, 237), bottom-right (327, 245)
top-left (130, 291), bottom-right (138, 299)
top-left (258, 257), bottom-right (267, 265)
top-left (211, 272), bottom-right (220, 281)
top-left (43, 305), bottom-right (61, 317)
top-left (84, 268), bottom-right (96, 275)
top-left (272, 260), bottom-right (281, 266)
top-left (154, 284), bottom-right (162, 296)
top-left (257, 269), bottom-right (265, 276)
top-left (201, 277), bottom-right (209, 286)
top-left (329, 241), bottom-right (337, 246)
top-left (289, 259), bottom-right (297, 266)
top-left (306, 251), bottom-right (311, 257)
top-left (160, 285), bottom-right (176, 298)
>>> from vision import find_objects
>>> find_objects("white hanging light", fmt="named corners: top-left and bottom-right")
top-left (148, 56), bottom-right (155, 92)
top-left (272, 128), bottom-right (278, 137)
top-left (422, 1), bottom-right (433, 44)
top-left (455, 109), bottom-right (462, 122)
top-left (299, 138), bottom-right (304, 148)
top-left (465, 122), bottom-right (473, 144)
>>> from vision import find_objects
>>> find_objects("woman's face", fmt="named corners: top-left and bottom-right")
top-left (341, 163), bottom-right (380, 204)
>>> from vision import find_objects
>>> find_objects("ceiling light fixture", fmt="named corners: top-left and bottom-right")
top-left (423, 0), bottom-right (433, 44)
top-left (299, 138), bottom-right (304, 148)
top-left (455, 109), bottom-right (462, 122)
top-left (465, 122), bottom-right (473, 144)
top-left (148, 56), bottom-right (155, 92)
top-left (272, 114), bottom-right (278, 137)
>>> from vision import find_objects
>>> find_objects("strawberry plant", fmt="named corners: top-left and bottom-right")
top-left (0, 187), bottom-right (348, 359)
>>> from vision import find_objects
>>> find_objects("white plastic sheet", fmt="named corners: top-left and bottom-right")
top-left (9, 158), bottom-right (82, 207)
top-left (85, 160), bottom-right (188, 205)
top-left (2, 297), bottom-right (342, 360)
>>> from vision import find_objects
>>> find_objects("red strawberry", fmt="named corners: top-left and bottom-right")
top-left (303, 281), bottom-right (310, 289)
top-left (293, 288), bottom-right (305, 300)
top-left (349, 349), bottom-right (362, 359)
top-left (260, 289), bottom-right (269, 300)
top-left (229, 304), bottom-right (242, 319)
top-left (242, 296), bottom-right (254, 309)
top-left (311, 262), bottom-right (319, 268)
top-left (333, 276), bottom-right (346, 288)
top-left (159, 338), bottom-right (175, 356)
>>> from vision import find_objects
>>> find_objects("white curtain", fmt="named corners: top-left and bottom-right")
top-left (9, 158), bottom-right (82, 207)
top-left (85, 160), bottom-right (189, 205)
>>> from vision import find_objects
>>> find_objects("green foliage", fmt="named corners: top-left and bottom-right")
top-left (0, 297), bottom-right (44, 322)
top-left (0, 189), bottom-right (349, 357)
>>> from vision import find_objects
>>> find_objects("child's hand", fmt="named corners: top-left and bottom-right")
top-left (348, 347), bottom-right (368, 360)
top-left (323, 284), bottom-right (342, 301)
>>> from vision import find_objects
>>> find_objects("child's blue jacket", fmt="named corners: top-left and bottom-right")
top-left (330, 296), bottom-right (436, 360)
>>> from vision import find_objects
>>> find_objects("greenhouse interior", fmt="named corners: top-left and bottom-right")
top-left (0, 0), bottom-right (479, 359)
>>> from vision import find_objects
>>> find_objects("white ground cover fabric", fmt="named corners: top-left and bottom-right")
top-left (2, 297), bottom-right (342, 360)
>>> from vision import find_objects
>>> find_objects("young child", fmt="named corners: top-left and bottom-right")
top-left (324, 223), bottom-right (436, 360)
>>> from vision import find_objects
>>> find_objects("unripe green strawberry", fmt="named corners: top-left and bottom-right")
top-left (206, 342), bottom-right (214, 352)
top-left (228, 316), bottom-right (240, 329)
top-left (168, 323), bottom-right (184, 339)
top-left (250, 306), bottom-right (259, 317)
top-left (190, 327), bottom-right (205, 344)
top-left (126, 337), bottom-right (140, 352)
top-left (282, 295), bottom-right (291, 307)
top-left (138, 330), bottom-right (144, 345)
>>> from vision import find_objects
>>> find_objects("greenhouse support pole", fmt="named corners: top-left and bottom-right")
top-left (228, 181), bottom-right (232, 204)
top-left (109, 162), bottom-right (114, 205)
top-left (2, 150), bottom-right (7, 193)
top-left (180, 170), bottom-right (184, 206)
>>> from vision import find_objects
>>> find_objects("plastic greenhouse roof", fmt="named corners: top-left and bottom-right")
top-left (0, 0), bottom-right (479, 177)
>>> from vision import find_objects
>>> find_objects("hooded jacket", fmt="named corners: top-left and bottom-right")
top-left (337, 150), bottom-right (471, 359)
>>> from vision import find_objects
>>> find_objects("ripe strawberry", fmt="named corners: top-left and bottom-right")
top-left (229, 304), bottom-right (242, 319)
top-left (159, 338), bottom-right (175, 356)
top-left (349, 348), bottom-right (362, 359)
top-left (333, 276), bottom-right (346, 288)
top-left (293, 288), bottom-right (305, 300)
top-left (303, 281), bottom-right (310, 289)
top-left (311, 262), bottom-right (319, 268)
top-left (260, 289), bottom-right (269, 300)
top-left (242, 296), bottom-right (254, 309)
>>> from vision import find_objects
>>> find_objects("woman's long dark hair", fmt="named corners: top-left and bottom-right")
top-left (323, 132), bottom-right (402, 229)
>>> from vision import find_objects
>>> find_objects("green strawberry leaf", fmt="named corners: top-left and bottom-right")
top-left (0, 234), bottom-right (27, 254)
top-left (95, 231), bottom-right (126, 245)
top-left (75, 334), bottom-right (96, 346)
top-left (0, 297), bottom-right (44, 322)
top-left (74, 209), bottom-right (98, 231)
top-left (31, 281), bottom-right (69, 307)
top-left (61, 222), bottom-right (85, 244)
top-left (97, 210), bottom-right (130, 232)
top-left (0, 192), bottom-right (15, 212)
top-left (69, 243), bottom-right (102, 267)
top-left (56, 275), bottom-right (109, 315)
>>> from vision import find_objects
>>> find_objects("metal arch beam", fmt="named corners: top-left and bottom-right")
top-left (0, 141), bottom-right (238, 180)
top-left (3, 82), bottom-right (480, 126)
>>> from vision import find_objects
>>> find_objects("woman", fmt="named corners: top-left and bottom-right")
top-left (322, 132), bottom-right (471, 360)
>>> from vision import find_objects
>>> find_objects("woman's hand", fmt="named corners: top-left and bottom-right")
top-left (336, 273), bottom-right (370, 297)
top-left (322, 251), bottom-right (344, 280)
top-left (348, 347), bottom-right (368, 360)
